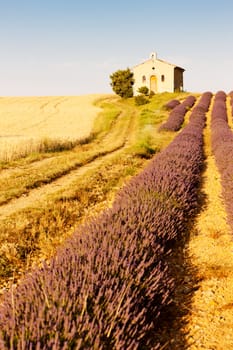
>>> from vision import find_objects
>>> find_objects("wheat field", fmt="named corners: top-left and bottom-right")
top-left (0, 94), bottom-right (106, 161)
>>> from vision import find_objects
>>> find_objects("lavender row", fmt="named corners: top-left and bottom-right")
top-left (229, 91), bottom-right (233, 117)
top-left (159, 95), bottom-right (196, 131)
top-left (211, 90), bottom-right (233, 228)
top-left (0, 92), bottom-right (212, 349)
top-left (164, 98), bottom-right (180, 110)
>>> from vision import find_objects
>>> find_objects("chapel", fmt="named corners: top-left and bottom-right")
top-left (132, 52), bottom-right (185, 95)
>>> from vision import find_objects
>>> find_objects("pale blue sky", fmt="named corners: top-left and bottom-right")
top-left (0, 0), bottom-right (232, 95)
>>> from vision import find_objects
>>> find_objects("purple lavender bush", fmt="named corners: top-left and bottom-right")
top-left (0, 92), bottom-right (212, 349)
top-left (229, 91), bottom-right (233, 117)
top-left (211, 90), bottom-right (233, 229)
top-left (159, 95), bottom-right (196, 131)
top-left (164, 99), bottom-right (180, 110)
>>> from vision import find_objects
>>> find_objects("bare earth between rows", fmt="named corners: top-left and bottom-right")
top-left (183, 108), bottom-right (233, 349)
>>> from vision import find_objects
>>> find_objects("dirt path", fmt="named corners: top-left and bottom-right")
top-left (184, 105), bottom-right (233, 348)
top-left (0, 100), bottom-right (137, 219)
top-left (0, 95), bottom-right (129, 183)
top-left (0, 147), bottom-right (125, 219)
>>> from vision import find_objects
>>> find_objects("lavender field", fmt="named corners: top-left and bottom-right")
top-left (1, 91), bottom-right (233, 349)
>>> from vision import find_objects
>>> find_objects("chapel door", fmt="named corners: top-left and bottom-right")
top-left (150, 75), bottom-right (157, 93)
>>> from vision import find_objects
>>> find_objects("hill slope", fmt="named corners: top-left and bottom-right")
top-left (1, 92), bottom-right (232, 348)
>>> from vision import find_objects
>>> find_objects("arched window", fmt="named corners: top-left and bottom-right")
top-left (161, 75), bottom-right (165, 82)
top-left (142, 75), bottom-right (146, 83)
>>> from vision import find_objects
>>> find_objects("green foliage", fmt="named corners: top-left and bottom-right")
top-left (137, 86), bottom-right (149, 96)
top-left (130, 92), bottom-right (189, 157)
top-left (149, 90), bottom-right (155, 98)
top-left (92, 100), bottom-right (121, 136)
top-left (134, 95), bottom-right (149, 106)
top-left (110, 68), bottom-right (134, 98)
top-left (133, 136), bottom-right (156, 158)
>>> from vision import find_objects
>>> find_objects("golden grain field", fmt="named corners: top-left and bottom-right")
top-left (0, 94), bottom-right (106, 161)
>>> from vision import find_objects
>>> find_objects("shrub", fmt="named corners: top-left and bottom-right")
top-left (134, 95), bottom-right (149, 106)
top-left (137, 86), bottom-right (149, 96)
top-left (149, 90), bottom-right (155, 98)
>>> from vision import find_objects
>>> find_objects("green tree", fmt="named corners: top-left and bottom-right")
top-left (110, 68), bottom-right (134, 98)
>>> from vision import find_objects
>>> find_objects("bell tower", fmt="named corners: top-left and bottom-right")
top-left (150, 52), bottom-right (157, 61)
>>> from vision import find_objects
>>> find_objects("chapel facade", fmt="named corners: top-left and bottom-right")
top-left (132, 52), bottom-right (185, 95)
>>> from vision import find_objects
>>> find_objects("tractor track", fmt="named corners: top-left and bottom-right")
top-left (0, 104), bottom-right (137, 219)
top-left (0, 146), bottom-right (126, 219)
